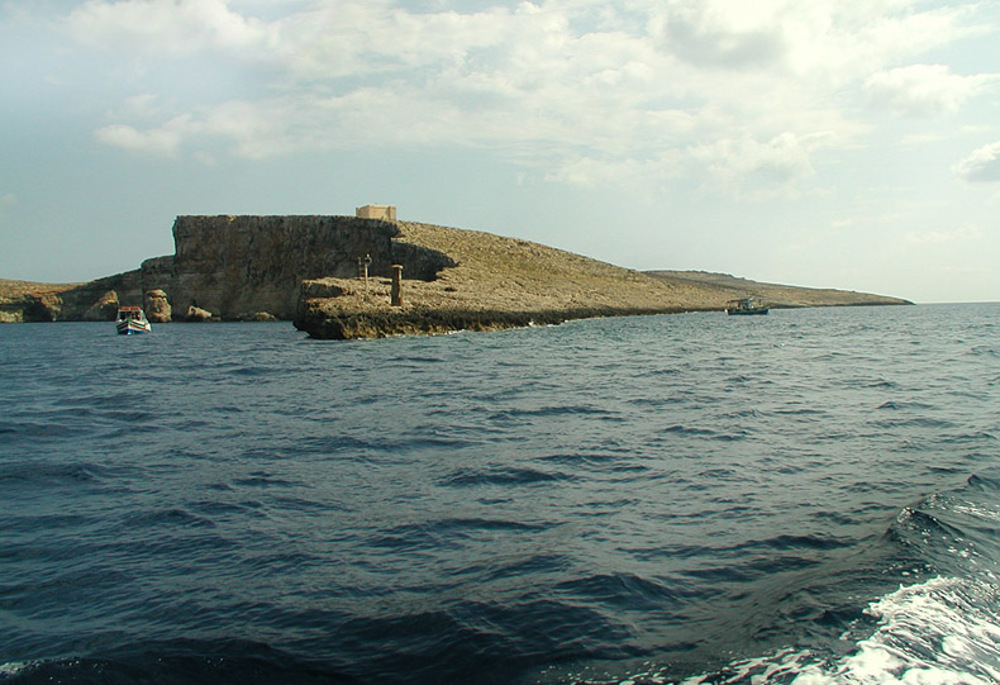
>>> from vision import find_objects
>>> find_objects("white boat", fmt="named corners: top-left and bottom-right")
top-left (116, 306), bottom-right (151, 335)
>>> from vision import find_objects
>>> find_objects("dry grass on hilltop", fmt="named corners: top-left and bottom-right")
top-left (0, 280), bottom-right (82, 299)
top-left (308, 221), bottom-right (909, 319)
top-left (646, 270), bottom-right (912, 308)
top-left (380, 221), bottom-right (728, 313)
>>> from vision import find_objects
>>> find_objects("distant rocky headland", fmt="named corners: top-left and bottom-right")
top-left (0, 214), bottom-right (912, 338)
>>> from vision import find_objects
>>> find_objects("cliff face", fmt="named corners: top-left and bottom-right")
top-left (10, 215), bottom-right (455, 321)
top-left (154, 215), bottom-right (398, 319)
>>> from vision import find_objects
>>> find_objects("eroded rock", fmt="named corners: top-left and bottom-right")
top-left (185, 305), bottom-right (214, 322)
top-left (144, 289), bottom-right (171, 323)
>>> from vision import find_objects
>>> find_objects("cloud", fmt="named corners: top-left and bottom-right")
top-left (544, 151), bottom-right (687, 193)
top-left (651, 1), bottom-right (787, 69)
top-left (954, 142), bottom-right (1000, 183)
top-left (689, 131), bottom-right (834, 200)
top-left (649, 0), bottom-right (977, 81)
top-left (905, 224), bottom-right (981, 244)
top-left (94, 116), bottom-right (193, 156)
top-left (864, 64), bottom-right (996, 117)
top-left (64, 0), bottom-right (268, 54)
top-left (63, 0), bottom-right (992, 197)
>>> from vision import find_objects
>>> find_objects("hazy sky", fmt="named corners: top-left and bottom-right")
top-left (2, 0), bottom-right (998, 302)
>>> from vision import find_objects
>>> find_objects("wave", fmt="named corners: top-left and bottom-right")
top-left (488, 404), bottom-right (623, 421)
top-left (0, 460), bottom-right (111, 485)
top-left (439, 465), bottom-right (573, 488)
top-left (1, 639), bottom-right (359, 684)
top-left (625, 576), bottom-right (1000, 685)
top-left (594, 471), bottom-right (1000, 684)
top-left (887, 472), bottom-right (1000, 579)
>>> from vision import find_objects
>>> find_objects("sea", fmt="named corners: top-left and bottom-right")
top-left (1, 302), bottom-right (999, 684)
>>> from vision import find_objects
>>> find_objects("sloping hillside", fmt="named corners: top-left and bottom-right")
top-left (0, 280), bottom-right (84, 322)
top-left (293, 222), bottom-right (911, 338)
top-left (645, 270), bottom-right (912, 308)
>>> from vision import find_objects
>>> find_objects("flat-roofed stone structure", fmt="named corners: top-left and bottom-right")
top-left (355, 204), bottom-right (397, 221)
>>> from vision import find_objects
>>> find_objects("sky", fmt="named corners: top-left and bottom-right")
top-left (2, 0), bottom-right (999, 303)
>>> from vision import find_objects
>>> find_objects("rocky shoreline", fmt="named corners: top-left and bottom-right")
top-left (293, 304), bottom-right (705, 340)
top-left (1, 216), bottom-right (912, 338)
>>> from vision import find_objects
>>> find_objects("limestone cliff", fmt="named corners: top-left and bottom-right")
top-left (2, 215), bottom-right (455, 322)
top-left (152, 215), bottom-right (455, 320)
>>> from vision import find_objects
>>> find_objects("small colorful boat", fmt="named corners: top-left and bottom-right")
top-left (726, 297), bottom-right (769, 316)
top-left (116, 306), bottom-right (152, 334)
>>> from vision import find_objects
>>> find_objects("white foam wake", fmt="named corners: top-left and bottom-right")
top-left (614, 576), bottom-right (1000, 685)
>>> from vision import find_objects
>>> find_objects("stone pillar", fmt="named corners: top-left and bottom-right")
top-left (358, 254), bottom-right (372, 292)
top-left (145, 289), bottom-right (172, 323)
top-left (391, 264), bottom-right (404, 306)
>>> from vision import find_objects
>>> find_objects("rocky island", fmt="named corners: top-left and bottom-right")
top-left (0, 214), bottom-right (911, 338)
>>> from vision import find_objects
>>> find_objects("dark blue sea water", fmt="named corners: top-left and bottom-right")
top-left (2, 303), bottom-right (999, 684)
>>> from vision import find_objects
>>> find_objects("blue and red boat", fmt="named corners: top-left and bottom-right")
top-left (115, 306), bottom-right (151, 334)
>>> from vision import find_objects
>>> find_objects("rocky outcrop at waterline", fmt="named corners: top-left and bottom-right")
top-left (1, 214), bottom-right (912, 335)
top-left (144, 289), bottom-right (171, 323)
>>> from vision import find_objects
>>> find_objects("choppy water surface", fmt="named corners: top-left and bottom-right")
top-left (2, 303), bottom-right (999, 683)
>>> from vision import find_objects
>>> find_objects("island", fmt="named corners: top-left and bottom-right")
top-left (0, 214), bottom-right (911, 339)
